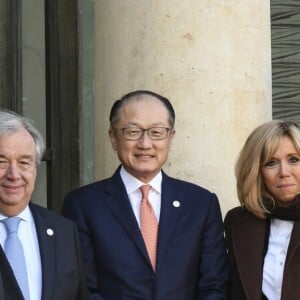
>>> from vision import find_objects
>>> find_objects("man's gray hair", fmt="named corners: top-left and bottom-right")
top-left (0, 110), bottom-right (45, 164)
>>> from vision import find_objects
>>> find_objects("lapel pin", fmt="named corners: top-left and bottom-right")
top-left (46, 228), bottom-right (54, 236)
top-left (172, 200), bottom-right (180, 208)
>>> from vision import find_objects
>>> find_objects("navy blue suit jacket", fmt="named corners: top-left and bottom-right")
top-left (62, 167), bottom-right (228, 300)
top-left (0, 203), bottom-right (88, 300)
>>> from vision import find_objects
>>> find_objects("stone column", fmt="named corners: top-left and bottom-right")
top-left (94, 0), bottom-right (272, 214)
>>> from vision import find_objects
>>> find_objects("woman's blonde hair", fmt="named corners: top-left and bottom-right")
top-left (236, 120), bottom-right (300, 219)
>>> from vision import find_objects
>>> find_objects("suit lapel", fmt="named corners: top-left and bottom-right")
top-left (104, 171), bottom-right (150, 265)
top-left (231, 214), bottom-right (267, 299)
top-left (281, 221), bottom-right (300, 298)
top-left (155, 175), bottom-right (180, 272)
top-left (285, 220), bottom-right (300, 258)
top-left (0, 244), bottom-right (23, 299)
top-left (30, 203), bottom-right (56, 300)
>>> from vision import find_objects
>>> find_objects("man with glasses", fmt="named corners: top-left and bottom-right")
top-left (62, 90), bottom-right (228, 300)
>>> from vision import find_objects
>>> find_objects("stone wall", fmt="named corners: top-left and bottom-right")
top-left (93, 0), bottom-right (272, 215)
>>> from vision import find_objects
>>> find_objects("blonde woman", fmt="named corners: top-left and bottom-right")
top-left (225, 120), bottom-right (300, 300)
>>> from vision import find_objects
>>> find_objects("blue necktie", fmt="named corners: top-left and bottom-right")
top-left (3, 217), bottom-right (30, 300)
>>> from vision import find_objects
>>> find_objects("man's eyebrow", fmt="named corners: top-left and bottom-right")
top-left (0, 154), bottom-right (34, 160)
top-left (19, 155), bottom-right (35, 160)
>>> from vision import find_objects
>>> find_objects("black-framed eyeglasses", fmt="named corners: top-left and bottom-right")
top-left (119, 127), bottom-right (172, 141)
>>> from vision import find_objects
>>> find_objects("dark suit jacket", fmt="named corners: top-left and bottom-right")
top-left (62, 167), bottom-right (228, 300)
top-left (0, 270), bottom-right (4, 300)
top-left (0, 202), bottom-right (88, 300)
top-left (224, 206), bottom-right (300, 300)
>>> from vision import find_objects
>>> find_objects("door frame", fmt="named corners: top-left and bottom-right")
top-left (0, 0), bottom-right (81, 213)
top-left (45, 0), bottom-right (81, 212)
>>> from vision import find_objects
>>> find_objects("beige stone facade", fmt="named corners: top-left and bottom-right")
top-left (94, 0), bottom-right (272, 215)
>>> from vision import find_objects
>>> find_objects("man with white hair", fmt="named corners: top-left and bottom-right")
top-left (0, 110), bottom-right (88, 300)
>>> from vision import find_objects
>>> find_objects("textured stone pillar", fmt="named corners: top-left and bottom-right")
top-left (94, 1), bottom-right (272, 214)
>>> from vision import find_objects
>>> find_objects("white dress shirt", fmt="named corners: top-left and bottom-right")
top-left (0, 206), bottom-right (42, 300)
top-left (262, 218), bottom-right (294, 300)
top-left (120, 166), bottom-right (162, 226)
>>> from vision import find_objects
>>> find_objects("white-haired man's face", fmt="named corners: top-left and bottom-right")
top-left (0, 128), bottom-right (37, 216)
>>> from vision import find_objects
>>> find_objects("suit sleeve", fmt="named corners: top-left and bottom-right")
top-left (223, 208), bottom-right (249, 300)
top-left (62, 193), bottom-right (105, 300)
top-left (195, 193), bottom-right (229, 299)
top-left (72, 223), bottom-right (90, 300)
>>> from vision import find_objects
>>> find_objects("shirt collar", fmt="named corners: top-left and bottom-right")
top-left (120, 166), bottom-right (162, 194)
top-left (0, 205), bottom-right (33, 223)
